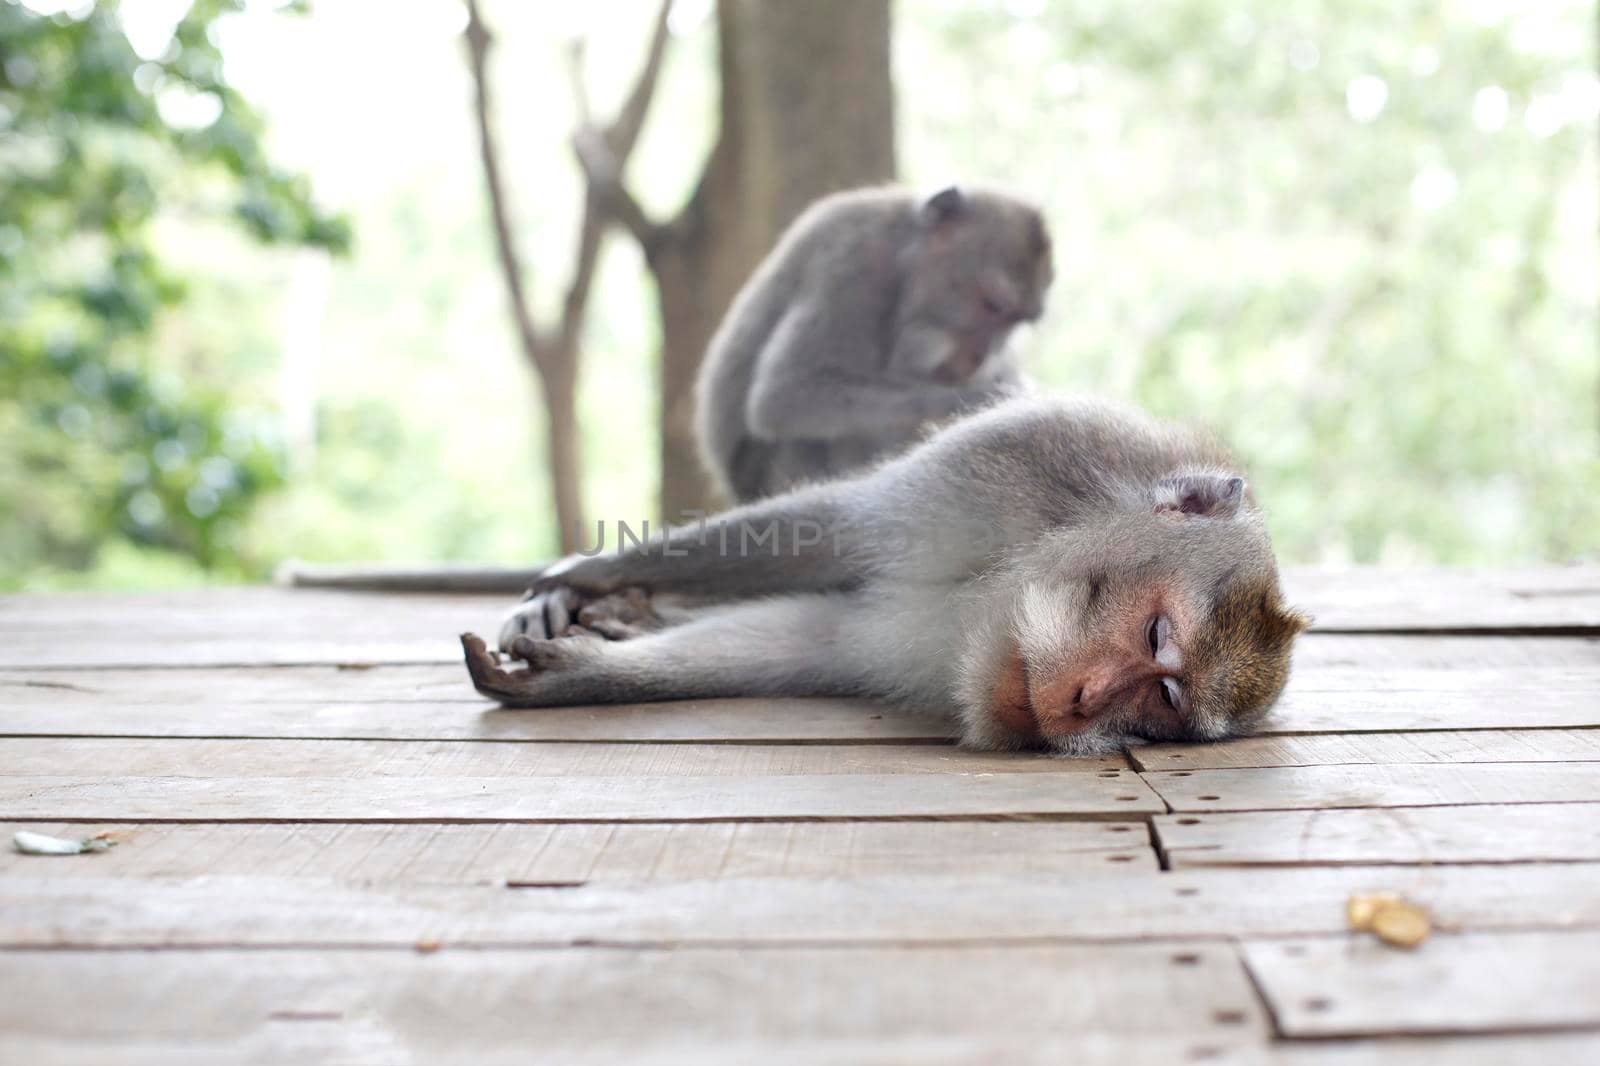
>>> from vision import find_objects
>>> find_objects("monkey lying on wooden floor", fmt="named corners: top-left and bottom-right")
top-left (462, 396), bottom-right (1309, 756)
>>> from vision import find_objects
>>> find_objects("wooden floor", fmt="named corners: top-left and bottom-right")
top-left (1, 567), bottom-right (1597, 1064)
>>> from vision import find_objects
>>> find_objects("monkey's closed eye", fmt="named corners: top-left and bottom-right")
top-left (979, 294), bottom-right (1009, 318)
top-left (1159, 677), bottom-right (1182, 710)
top-left (1147, 615), bottom-right (1171, 657)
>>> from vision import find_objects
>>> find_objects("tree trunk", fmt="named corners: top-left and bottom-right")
top-left (464, 0), bottom-right (670, 555)
top-left (650, 0), bottom-right (897, 518)
top-left (541, 357), bottom-right (584, 554)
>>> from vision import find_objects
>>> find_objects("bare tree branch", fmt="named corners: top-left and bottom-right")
top-left (571, 127), bottom-right (667, 255)
top-left (559, 3), bottom-right (673, 350)
top-left (558, 207), bottom-right (606, 352)
top-left (565, 0), bottom-right (674, 256)
top-left (565, 37), bottom-right (591, 125)
top-left (462, 0), bottom-right (587, 551)
top-left (462, 0), bottom-right (547, 366)
top-left (604, 0), bottom-right (674, 156)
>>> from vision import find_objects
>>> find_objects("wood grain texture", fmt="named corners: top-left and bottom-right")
top-left (0, 821), bottom-right (1155, 881)
top-left (6, 688), bottom-right (1597, 743)
top-left (1290, 635), bottom-right (1600, 669)
top-left (1272, 1035), bottom-right (1600, 1066)
top-left (1, 629), bottom-right (1593, 753)
top-left (1281, 566), bottom-right (1600, 631)
top-left (0, 695), bottom-right (955, 743)
top-left (5, 635), bottom-right (1595, 700)
top-left (1146, 763), bottom-right (1600, 812)
top-left (1133, 730), bottom-right (1600, 770)
top-left (0, 736), bottom-right (1114, 777)
top-left (2, 865), bottom-right (1594, 948)
top-left (1243, 930), bottom-right (1600, 1036)
top-left (0, 663), bottom-right (481, 703)
top-left (0, 771), bottom-right (1163, 822)
top-left (3, 571), bottom-right (1594, 672)
top-left (4, 636), bottom-right (1595, 743)
top-left (5, 676), bottom-right (1598, 742)
top-left (0, 945), bottom-right (1270, 1066)
top-left (5, 580), bottom-right (1598, 1061)
top-left (1266, 685), bottom-right (1600, 734)
top-left (0, 588), bottom-right (507, 668)
top-left (1155, 804), bottom-right (1600, 867)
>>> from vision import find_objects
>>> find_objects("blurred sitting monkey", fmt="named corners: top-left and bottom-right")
top-left (695, 185), bottom-right (1054, 503)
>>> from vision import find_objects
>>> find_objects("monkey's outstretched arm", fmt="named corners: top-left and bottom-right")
top-left (467, 594), bottom-right (876, 707)
top-left (744, 303), bottom-right (972, 441)
top-left (523, 478), bottom-right (883, 603)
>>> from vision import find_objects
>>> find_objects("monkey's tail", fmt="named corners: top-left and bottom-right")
top-left (275, 560), bottom-right (546, 594)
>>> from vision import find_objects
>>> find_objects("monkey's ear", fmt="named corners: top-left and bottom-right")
top-left (1154, 474), bottom-right (1246, 518)
top-left (919, 185), bottom-right (967, 225)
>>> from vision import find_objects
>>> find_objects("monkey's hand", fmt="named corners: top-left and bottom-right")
top-left (461, 631), bottom-right (595, 707)
top-left (497, 585), bottom-right (658, 651)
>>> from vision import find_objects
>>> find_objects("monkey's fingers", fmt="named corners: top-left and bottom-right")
top-left (460, 632), bottom-right (548, 706)
top-left (573, 615), bottom-right (643, 641)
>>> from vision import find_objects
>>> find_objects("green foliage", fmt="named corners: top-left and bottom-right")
top-left (901, 0), bottom-right (1597, 564)
top-left (1, 0), bottom-right (1593, 590)
top-left (0, 0), bottom-right (346, 584)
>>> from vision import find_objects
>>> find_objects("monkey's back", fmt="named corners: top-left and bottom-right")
top-left (873, 395), bottom-right (1238, 541)
top-left (693, 188), bottom-right (920, 503)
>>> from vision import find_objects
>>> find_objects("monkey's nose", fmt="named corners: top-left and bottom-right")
top-left (1029, 673), bottom-right (1108, 734)
top-left (1038, 682), bottom-right (1100, 731)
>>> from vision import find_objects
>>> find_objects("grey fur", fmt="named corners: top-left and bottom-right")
top-left (485, 395), bottom-right (1300, 755)
top-left (694, 184), bottom-right (1054, 503)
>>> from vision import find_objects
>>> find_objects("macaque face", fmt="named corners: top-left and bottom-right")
top-left (959, 476), bottom-right (1309, 756)
top-left (905, 189), bottom-right (1054, 382)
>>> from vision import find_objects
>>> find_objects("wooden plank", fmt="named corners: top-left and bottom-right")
top-left (1270, 636), bottom-right (1600, 733)
top-left (5, 656), bottom-right (1596, 743)
top-left (0, 771), bottom-right (1162, 821)
top-left (0, 663), bottom-right (478, 702)
top-left (5, 687), bottom-right (1596, 743)
top-left (1265, 687), bottom-right (1600, 735)
top-left (5, 634), bottom-right (1596, 701)
top-left (2, 865), bottom-right (1595, 947)
top-left (1133, 730), bottom-right (1600, 771)
top-left (1291, 635), bottom-right (1600, 669)
top-left (3, 575), bottom-right (1594, 673)
top-left (0, 821), bottom-right (1156, 881)
top-left (1145, 763), bottom-right (1600, 812)
top-left (1243, 930), bottom-right (1600, 1036)
top-left (1155, 804), bottom-right (1600, 868)
top-left (0, 695), bottom-right (955, 743)
top-left (1275, 1035), bottom-right (1600, 1066)
top-left (1281, 566), bottom-right (1600, 631)
top-left (0, 588), bottom-right (507, 668)
top-left (0, 946), bottom-right (1269, 1066)
top-left (0, 737), bottom-right (1119, 776)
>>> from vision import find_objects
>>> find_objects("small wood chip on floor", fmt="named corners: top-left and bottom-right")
top-left (12, 830), bottom-right (118, 856)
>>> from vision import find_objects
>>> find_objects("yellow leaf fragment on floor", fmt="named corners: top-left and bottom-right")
top-left (1347, 892), bottom-right (1431, 949)
top-left (1346, 892), bottom-right (1400, 929)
